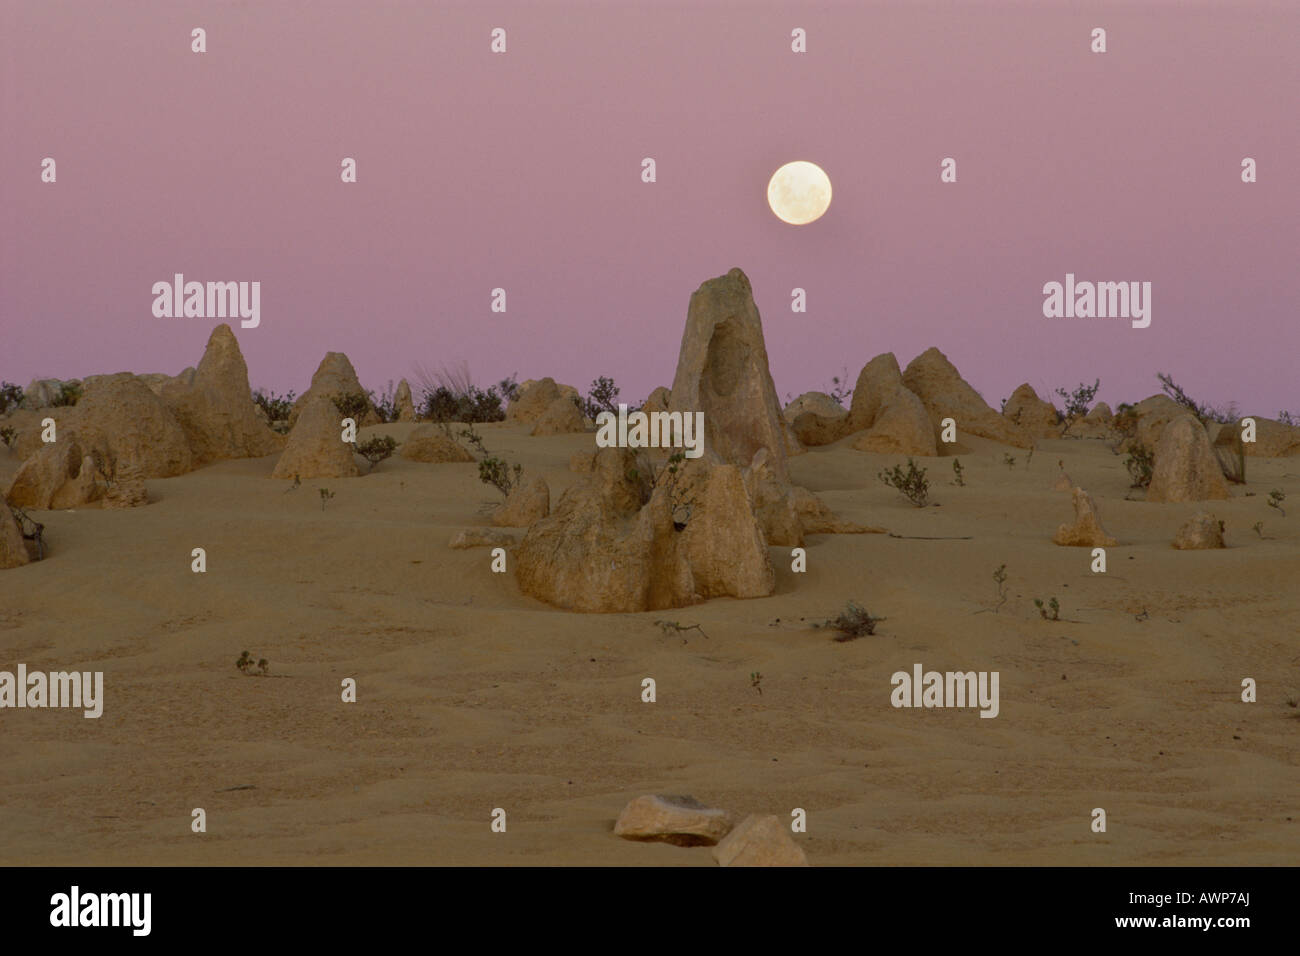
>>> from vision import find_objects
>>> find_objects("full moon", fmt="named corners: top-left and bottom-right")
top-left (767, 160), bottom-right (832, 225)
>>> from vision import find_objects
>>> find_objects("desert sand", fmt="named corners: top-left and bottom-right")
top-left (2, 416), bottom-right (1298, 865)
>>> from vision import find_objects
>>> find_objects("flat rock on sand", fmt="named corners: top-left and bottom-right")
top-left (447, 527), bottom-right (519, 549)
top-left (711, 814), bottom-right (809, 866)
top-left (614, 794), bottom-right (733, 846)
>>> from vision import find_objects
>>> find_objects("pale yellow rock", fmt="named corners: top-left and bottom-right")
top-left (1053, 487), bottom-right (1118, 547)
top-left (1003, 383), bottom-right (1062, 439)
top-left (614, 794), bottom-right (733, 846)
top-left (1146, 415), bottom-right (1231, 503)
top-left (492, 475), bottom-right (550, 527)
top-left (272, 397), bottom-right (360, 480)
top-left (399, 425), bottom-right (474, 463)
top-left (531, 396), bottom-right (586, 436)
top-left (902, 347), bottom-right (1034, 449)
top-left (712, 814), bottom-right (809, 867)
top-left (1172, 512), bottom-right (1225, 550)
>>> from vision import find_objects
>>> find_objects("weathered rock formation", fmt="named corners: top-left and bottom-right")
top-left (288, 352), bottom-right (378, 427)
top-left (1052, 487), bottom-right (1118, 547)
top-left (901, 347), bottom-right (1034, 449)
top-left (492, 475), bottom-right (550, 527)
top-left (160, 324), bottom-right (283, 465)
top-left (531, 396), bottom-right (586, 436)
top-left (1003, 383), bottom-right (1062, 438)
top-left (399, 425), bottom-right (475, 463)
top-left (395, 379), bottom-right (416, 422)
top-left (271, 396), bottom-right (360, 479)
top-left (1146, 415), bottom-right (1231, 503)
top-left (667, 268), bottom-right (801, 481)
top-left (1172, 512), bottom-right (1226, 550)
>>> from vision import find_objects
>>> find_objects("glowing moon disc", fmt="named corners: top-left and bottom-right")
top-left (767, 160), bottom-right (832, 225)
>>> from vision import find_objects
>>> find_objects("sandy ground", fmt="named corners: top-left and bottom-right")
top-left (1, 422), bottom-right (1297, 866)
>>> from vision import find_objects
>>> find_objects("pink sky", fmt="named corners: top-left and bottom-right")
top-left (3, 1), bottom-right (1297, 416)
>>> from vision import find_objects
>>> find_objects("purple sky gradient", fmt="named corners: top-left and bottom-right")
top-left (3, 1), bottom-right (1298, 416)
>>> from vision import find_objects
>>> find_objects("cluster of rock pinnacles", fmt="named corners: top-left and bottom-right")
top-left (5, 267), bottom-right (1299, 581)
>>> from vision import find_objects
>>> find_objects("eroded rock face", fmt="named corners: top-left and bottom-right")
top-left (1211, 419), bottom-right (1246, 483)
top-left (785, 392), bottom-right (849, 447)
top-left (850, 385), bottom-right (937, 457)
top-left (271, 397), bottom-right (360, 480)
top-left (614, 795), bottom-right (734, 847)
top-left (288, 352), bottom-right (378, 427)
top-left (640, 387), bottom-right (671, 418)
top-left (531, 396), bottom-right (586, 436)
top-left (1130, 394), bottom-right (1186, 450)
top-left (395, 379), bottom-right (416, 422)
top-left (711, 814), bottom-right (809, 867)
top-left (1173, 512), bottom-right (1225, 550)
top-left (1003, 383), bottom-right (1062, 439)
top-left (160, 324), bottom-right (283, 465)
top-left (492, 475), bottom-right (550, 527)
top-left (667, 268), bottom-right (801, 483)
top-left (399, 425), bottom-right (475, 463)
top-left (1053, 487), bottom-right (1118, 547)
top-left (1, 500), bottom-right (31, 569)
top-left (23, 375), bottom-right (192, 487)
top-left (902, 347), bottom-right (1034, 449)
top-left (7, 442), bottom-right (81, 509)
top-left (514, 447), bottom-right (773, 612)
top-left (1146, 415), bottom-right (1231, 503)
top-left (1242, 417), bottom-right (1300, 457)
top-left (506, 378), bottom-right (562, 424)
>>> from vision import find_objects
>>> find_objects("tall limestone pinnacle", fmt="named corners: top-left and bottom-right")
top-left (667, 267), bottom-right (802, 484)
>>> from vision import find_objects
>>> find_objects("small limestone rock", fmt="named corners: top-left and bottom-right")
top-left (1003, 383), bottom-right (1062, 438)
top-left (1242, 416), bottom-right (1300, 458)
top-left (492, 475), bottom-right (550, 527)
top-left (395, 379), bottom-right (416, 422)
top-left (640, 386), bottom-right (671, 417)
top-left (1053, 487), bottom-right (1118, 547)
top-left (712, 814), bottom-right (809, 867)
top-left (1172, 512), bottom-right (1226, 550)
top-left (448, 527), bottom-right (519, 549)
top-left (614, 794), bottom-right (733, 846)
top-left (399, 425), bottom-right (475, 463)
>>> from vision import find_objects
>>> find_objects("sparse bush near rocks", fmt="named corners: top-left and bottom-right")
top-left (1268, 489), bottom-right (1286, 517)
top-left (414, 362), bottom-right (515, 423)
top-left (826, 368), bottom-right (853, 407)
top-left (878, 458), bottom-right (930, 507)
top-left (369, 381), bottom-right (399, 423)
top-left (1125, 442), bottom-right (1154, 488)
top-left (1034, 596), bottom-right (1060, 621)
top-left (1055, 379), bottom-right (1100, 419)
top-left (0, 427), bottom-right (15, 449)
top-left (815, 600), bottom-right (885, 641)
top-left (319, 488), bottom-right (335, 511)
top-left (355, 435), bottom-right (398, 471)
top-left (236, 651), bottom-right (269, 676)
top-left (459, 424), bottom-right (523, 497)
top-left (1157, 372), bottom-right (1238, 424)
top-left (253, 388), bottom-right (296, 422)
top-left (51, 382), bottom-right (82, 407)
top-left (951, 458), bottom-right (965, 486)
top-left (0, 382), bottom-right (22, 415)
top-left (582, 376), bottom-right (621, 420)
top-left (331, 391), bottom-right (370, 423)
